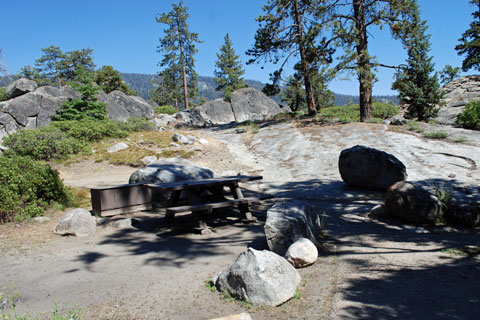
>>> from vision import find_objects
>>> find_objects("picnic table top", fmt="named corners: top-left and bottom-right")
top-left (146, 175), bottom-right (263, 191)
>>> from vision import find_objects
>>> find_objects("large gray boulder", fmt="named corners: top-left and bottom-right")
top-left (385, 181), bottom-right (443, 224)
top-left (5, 78), bottom-right (38, 99)
top-left (53, 208), bottom-right (96, 237)
top-left (264, 200), bottom-right (323, 256)
top-left (339, 145), bottom-right (407, 191)
top-left (214, 248), bottom-right (301, 306)
top-left (128, 158), bottom-right (215, 184)
top-left (104, 90), bottom-right (154, 120)
top-left (231, 87), bottom-right (289, 122)
top-left (196, 98), bottom-right (236, 125)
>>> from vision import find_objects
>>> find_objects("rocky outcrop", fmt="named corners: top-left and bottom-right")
top-left (214, 248), bottom-right (301, 306)
top-left (385, 181), bottom-right (443, 224)
top-left (175, 88), bottom-right (290, 127)
top-left (339, 145), bottom-right (407, 191)
top-left (437, 75), bottom-right (480, 125)
top-left (264, 201), bottom-right (323, 256)
top-left (5, 78), bottom-right (38, 99)
top-left (100, 90), bottom-right (155, 121)
top-left (0, 79), bottom-right (155, 142)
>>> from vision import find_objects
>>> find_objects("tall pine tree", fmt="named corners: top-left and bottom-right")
top-left (214, 33), bottom-right (246, 101)
top-left (35, 45), bottom-right (66, 88)
top-left (247, 0), bottom-right (334, 116)
top-left (156, 1), bottom-right (202, 109)
top-left (455, 0), bottom-right (480, 72)
top-left (392, 3), bottom-right (442, 121)
top-left (314, 0), bottom-right (416, 121)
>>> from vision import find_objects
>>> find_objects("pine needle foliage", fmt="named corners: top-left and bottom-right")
top-left (214, 33), bottom-right (246, 101)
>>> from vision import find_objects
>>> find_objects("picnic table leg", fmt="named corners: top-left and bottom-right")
top-left (165, 190), bottom-right (181, 223)
top-left (229, 183), bottom-right (256, 223)
top-left (185, 189), bottom-right (212, 234)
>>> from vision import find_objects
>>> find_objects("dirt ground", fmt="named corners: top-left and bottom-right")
top-left (1, 121), bottom-right (479, 319)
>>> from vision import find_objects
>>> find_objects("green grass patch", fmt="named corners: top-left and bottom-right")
top-left (423, 130), bottom-right (449, 139)
top-left (160, 149), bottom-right (195, 159)
top-left (319, 102), bottom-right (399, 122)
top-left (442, 245), bottom-right (480, 257)
top-left (453, 136), bottom-right (468, 143)
top-left (407, 122), bottom-right (425, 133)
top-left (128, 131), bottom-right (173, 148)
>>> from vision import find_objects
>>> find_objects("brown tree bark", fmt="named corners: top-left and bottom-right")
top-left (353, 0), bottom-right (372, 121)
top-left (294, 0), bottom-right (317, 116)
top-left (177, 15), bottom-right (189, 109)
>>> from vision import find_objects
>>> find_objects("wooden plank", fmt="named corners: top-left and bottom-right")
top-left (98, 203), bottom-right (153, 217)
top-left (165, 196), bottom-right (270, 214)
top-left (91, 184), bottom-right (152, 214)
top-left (147, 175), bottom-right (263, 192)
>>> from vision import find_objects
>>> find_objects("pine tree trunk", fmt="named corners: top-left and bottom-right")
top-left (294, 0), bottom-right (316, 116)
top-left (177, 15), bottom-right (189, 109)
top-left (353, 0), bottom-right (372, 122)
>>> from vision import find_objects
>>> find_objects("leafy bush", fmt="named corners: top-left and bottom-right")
top-left (155, 105), bottom-right (178, 115)
top-left (2, 126), bottom-right (85, 160)
top-left (423, 130), bottom-right (448, 139)
top-left (372, 102), bottom-right (400, 119)
top-left (51, 119), bottom-right (128, 142)
top-left (0, 155), bottom-right (72, 223)
top-left (0, 87), bottom-right (7, 102)
top-left (116, 117), bottom-right (156, 133)
top-left (455, 100), bottom-right (480, 130)
top-left (53, 67), bottom-right (107, 121)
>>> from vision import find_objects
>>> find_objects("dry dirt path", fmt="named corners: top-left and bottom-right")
top-left (1, 121), bottom-right (479, 319)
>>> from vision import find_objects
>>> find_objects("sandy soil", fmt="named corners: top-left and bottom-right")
top-left (1, 121), bottom-right (479, 319)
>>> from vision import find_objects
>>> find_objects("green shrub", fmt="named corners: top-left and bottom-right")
top-left (372, 102), bottom-right (400, 119)
top-left (155, 105), bottom-right (178, 115)
top-left (0, 87), bottom-right (6, 102)
top-left (423, 130), bottom-right (448, 139)
top-left (455, 100), bottom-right (480, 130)
top-left (51, 119), bottom-right (128, 142)
top-left (116, 117), bottom-right (156, 133)
top-left (2, 126), bottom-right (85, 160)
top-left (0, 155), bottom-right (72, 223)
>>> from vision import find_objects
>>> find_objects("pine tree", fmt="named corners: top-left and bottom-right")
top-left (456, 0), bottom-right (480, 72)
top-left (156, 1), bottom-right (202, 109)
top-left (35, 45), bottom-right (66, 87)
top-left (247, 0), bottom-right (334, 116)
top-left (439, 65), bottom-right (461, 85)
top-left (95, 65), bottom-right (136, 95)
top-left (62, 48), bottom-right (96, 82)
top-left (214, 33), bottom-right (246, 101)
top-left (53, 67), bottom-right (107, 121)
top-left (314, 0), bottom-right (417, 121)
top-left (392, 5), bottom-right (443, 121)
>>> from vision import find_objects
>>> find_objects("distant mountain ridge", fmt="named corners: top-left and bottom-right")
top-left (119, 72), bottom-right (398, 106)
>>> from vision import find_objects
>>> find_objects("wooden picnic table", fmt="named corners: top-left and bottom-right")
top-left (146, 175), bottom-right (265, 232)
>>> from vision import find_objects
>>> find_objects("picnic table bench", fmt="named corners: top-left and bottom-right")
top-left (91, 175), bottom-right (270, 233)
top-left (147, 175), bottom-right (267, 232)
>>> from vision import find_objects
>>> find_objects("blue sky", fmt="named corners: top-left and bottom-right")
top-left (0, 0), bottom-right (476, 95)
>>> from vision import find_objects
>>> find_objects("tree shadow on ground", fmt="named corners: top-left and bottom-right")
top-left (262, 178), bottom-right (479, 319)
top-left (339, 254), bottom-right (480, 319)
top-left (75, 177), bottom-right (479, 318)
